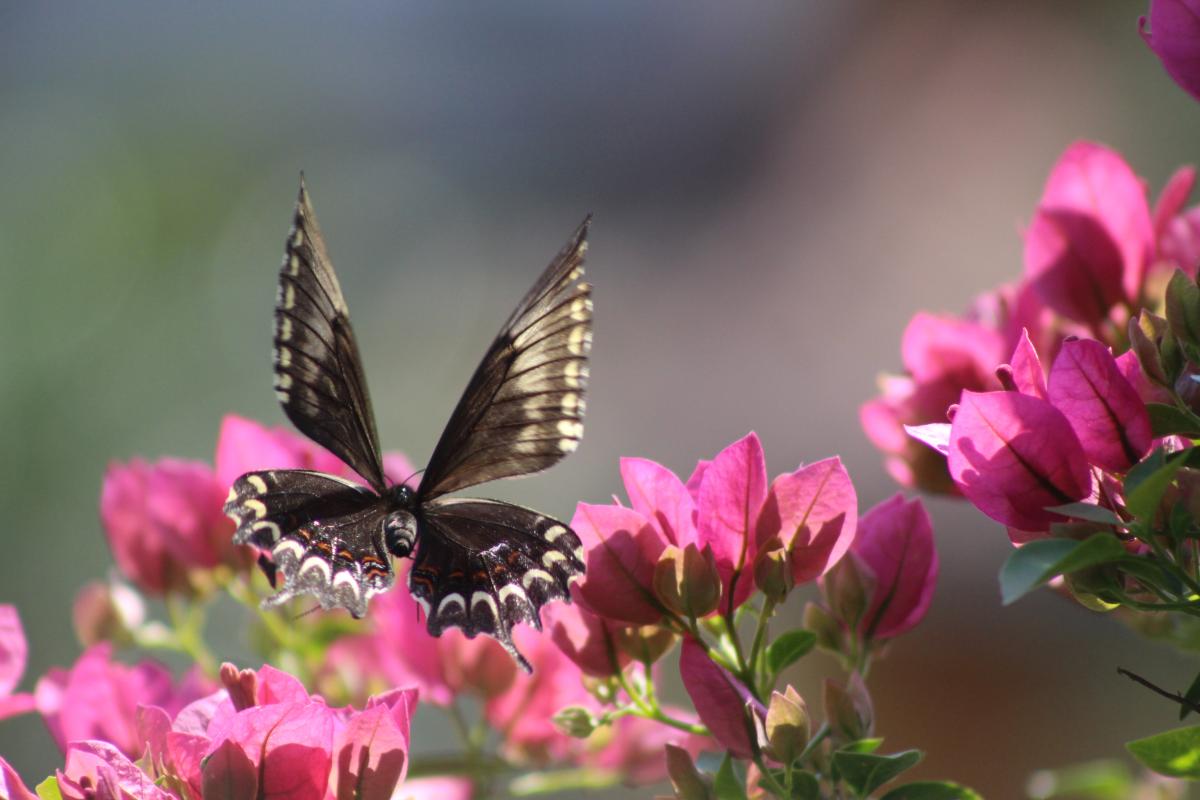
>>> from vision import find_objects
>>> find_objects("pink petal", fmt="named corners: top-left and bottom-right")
top-left (1115, 349), bottom-right (1173, 406)
top-left (545, 599), bottom-right (626, 677)
top-left (61, 740), bottom-right (174, 800)
top-left (208, 702), bottom-right (335, 800)
top-left (756, 457), bottom-right (857, 584)
top-left (697, 433), bottom-right (768, 611)
top-left (201, 738), bottom-right (258, 800)
top-left (1142, 0), bottom-right (1200, 103)
top-left (334, 703), bottom-right (411, 800)
top-left (572, 503), bottom-right (666, 624)
top-left (0, 756), bottom-right (37, 800)
top-left (947, 390), bottom-right (1091, 531)
top-left (1023, 208), bottom-right (1125, 327)
top-left (0, 693), bottom-right (34, 720)
top-left (620, 457), bottom-right (698, 546)
top-left (1008, 329), bottom-right (1047, 399)
top-left (900, 313), bottom-right (1006, 383)
top-left (167, 732), bottom-right (210, 798)
top-left (0, 606), bottom-right (27, 698)
top-left (1047, 338), bottom-right (1153, 472)
top-left (679, 638), bottom-right (760, 759)
top-left (214, 415), bottom-right (346, 489)
top-left (1162, 204), bottom-right (1200, 277)
top-left (255, 664), bottom-right (312, 707)
top-left (904, 423), bottom-right (951, 456)
top-left (1154, 165), bottom-right (1197, 240)
top-left (854, 495), bottom-right (938, 639)
top-left (1036, 141), bottom-right (1155, 302)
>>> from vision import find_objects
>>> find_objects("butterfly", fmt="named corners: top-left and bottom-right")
top-left (224, 178), bottom-right (591, 671)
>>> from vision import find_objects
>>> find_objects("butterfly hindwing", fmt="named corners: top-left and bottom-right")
top-left (409, 498), bottom-right (586, 669)
top-left (273, 181), bottom-right (387, 492)
top-left (418, 217), bottom-right (592, 500)
top-left (225, 469), bottom-right (394, 618)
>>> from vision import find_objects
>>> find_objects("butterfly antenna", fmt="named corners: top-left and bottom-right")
top-left (401, 467), bottom-right (426, 489)
top-left (292, 604), bottom-right (324, 621)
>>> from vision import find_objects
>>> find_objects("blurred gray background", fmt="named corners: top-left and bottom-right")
top-left (3, 2), bottom-right (1199, 797)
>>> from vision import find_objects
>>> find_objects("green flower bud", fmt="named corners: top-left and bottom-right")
top-left (822, 554), bottom-right (874, 630)
top-left (753, 537), bottom-right (793, 604)
top-left (653, 543), bottom-right (721, 619)
top-left (664, 743), bottom-right (715, 800)
top-left (803, 602), bottom-right (844, 655)
top-left (612, 624), bottom-right (677, 664)
top-left (823, 674), bottom-right (874, 742)
top-left (552, 706), bottom-right (597, 739)
top-left (765, 685), bottom-right (810, 764)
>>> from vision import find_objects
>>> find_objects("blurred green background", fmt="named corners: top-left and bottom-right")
top-left (3, 2), bottom-right (1200, 797)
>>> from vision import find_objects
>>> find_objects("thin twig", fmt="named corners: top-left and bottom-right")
top-left (1117, 667), bottom-right (1200, 715)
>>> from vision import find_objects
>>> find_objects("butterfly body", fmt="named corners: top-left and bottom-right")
top-left (225, 179), bottom-right (591, 670)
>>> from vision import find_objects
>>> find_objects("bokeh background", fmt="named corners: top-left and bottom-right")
top-left (3, 2), bottom-right (1199, 797)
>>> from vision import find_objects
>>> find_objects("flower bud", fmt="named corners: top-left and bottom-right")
top-left (71, 580), bottom-right (144, 648)
top-left (1130, 311), bottom-right (1171, 387)
top-left (552, 706), bottom-right (597, 739)
top-left (752, 537), bottom-right (793, 604)
top-left (821, 555), bottom-right (874, 631)
top-left (653, 543), bottom-right (721, 619)
top-left (765, 685), bottom-right (810, 764)
top-left (612, 624), bottom-right (677, 665)
top-left (665, 743), bottom-right (715, 800)
top-left (823, 674), bottom-right (873, 741)
top-left (803, 602), bottom-right (844, 655)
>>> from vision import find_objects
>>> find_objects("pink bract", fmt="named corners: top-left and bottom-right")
top-left (696, 433), bottom-right (768, 612)
top-left (57, 740), bottom-right (174, 800)
top-left (854, 495), bottom-right (938, 639)
top-left (0, 606), bottom-right (34, 721)
top-left (679, 638), bottom-right (762, 759)
top-left (573, 503), bottom-right (666, 624)
top-left (1046, 338), bottom-right (1152, 472)
top-left (100, 457), bottom-right (236, 595)
top-left (35, 643), bottom-right (212, 758)
top-left (0, 757), bottom-right (36, 800)
top-left (1141, 0), bottom-right (1200, 103)
top-left (215, 414), bottom-right (416, 490)
top-left (755, 457), bottom-right (858, 585)
top-left (947, 390), bottom-right (1091, 532)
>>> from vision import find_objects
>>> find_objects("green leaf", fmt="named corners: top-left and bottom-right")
top-left (1182, 670), bottom-right (1200, 722)
top-left (766, 630), bottom-right (816, 676)
top-left (880, 781), bottom-right (982, 800)
top-left (1000, 534), bottom-right (1128, 605)
top-left (713, 754), bottom-right (748, 800)
top-left (35, 777), bottom-right (63, 800)
top-left (832, 749), bottom-right (922, 797)
top-left (1044, 502), bottom-right (1123, 526)
top-left (791, 769), bottom-right (820, 800)
top-left (1026, 759), bottom-right (1131, 800)
top-left (1146, 403), bottom-right (1200, 438)
top-left (1124, 447), bottom-right (1187, 520)
top-left (1126, 724), bottom-right (1200, 778)
top-left (1166, 268), bottom-right (1200, 357)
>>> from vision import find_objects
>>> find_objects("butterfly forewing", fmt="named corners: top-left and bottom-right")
top-left (273, 181), bottom-right (387, 492)
top-left (225, 469), bottom-right (395, 617)
top-left (410, 498), bottom-right (586, 670)
top-left (418, 217), bottom-right (593, 500)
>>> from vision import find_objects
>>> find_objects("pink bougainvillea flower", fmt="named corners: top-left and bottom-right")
top-left (853, 495), bottom-right (938, 640)
top-left (861, 313), bottom-right (1006, 493)
top-left (100, 458), bottom-right (237, 595)
top-left (1141, 0), bottom-right (1200, 103)
top-left (573, 503), bottom-right (668, 625)
top-left (0, 756), bottom-right (36, 800)
top-left (205, 699), bottom-right (335, 800)
top-left (1116, 349), bottom-right (1173, 406)
top-left (57, 740), bottom-right (174, 800)
top-left (696, 433), bottom-right (768, 612)
top-left (1024, 208), bottom-right (1126, 329)
top-left (620, 457), bottom-right (700, 546)
top-left (215, 414), bottom-right (416, 491)
top-left (679, 638), bottom-right (762, 759)
top-left (947, 390), bottom-right (1092, 532)
top-left (1046, 338), bottom-right (1152, 472)
top-left (545, 598), bottom-right (628, 678)
top-left (1027, 141), bottom-right (1155, 305)
top-left (755, 457), bottom-right (857, 585)
top-left (0, 605), bottom-right (34, 721)
top-left (35, 644), bottom-right (212, 758)
top-left (332, 688), bottom-right (417, 800)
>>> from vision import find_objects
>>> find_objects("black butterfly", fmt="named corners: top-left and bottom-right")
top-left (224, 178), bottom-right (591, 671)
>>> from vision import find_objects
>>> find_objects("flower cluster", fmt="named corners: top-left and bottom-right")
top-left (0, 413), bottom-right (956, 798)
top-left (863, 140), bottom-right (1200, 495)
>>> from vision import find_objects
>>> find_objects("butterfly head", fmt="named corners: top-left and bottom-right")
top-left (384, 485), bottom-right (419, 558)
